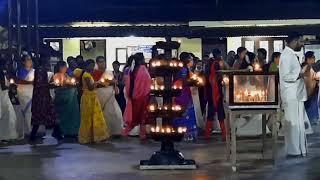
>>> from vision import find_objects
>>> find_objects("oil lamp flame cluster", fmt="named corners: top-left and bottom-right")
top-left (150, 126), bottom-right (187, 134)
top-left (172, 85), bottom-right (183, 90)
top-left (235, 89), bottom-right (267, 102)
top-left (151, 59), bottom-right (183, 68)
top-left (222, 75), bottom-right (229, 85)
top-left (100, 74), bottom-right (114, 84)
top-left (151, 85), bottom-right (183, 91)
top-left (191, 73), bottom-right (204, 85)
top-left (54, 77), bottom-right (77, 86)
top-left (148, 104), bottom-right (182, 112)
top-left (253, 62), bottom-right (262, 72)
top-left (9, 78), bottom-right (15, 84)
top-left (151, 84), bottom-right (165, 90)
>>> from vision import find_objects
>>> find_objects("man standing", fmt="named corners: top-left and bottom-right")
top-left (280, 33), bottom-right (310, 157)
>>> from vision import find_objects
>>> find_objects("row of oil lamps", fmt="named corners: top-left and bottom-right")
top-left (150, 126), bottom-right (187, 134)
top-left (149, 104), bottom-right (182, 112)
top-left (150, 60), bottom-right (184, 68)
top-left (9, 76), bottom-right (113, 87)
top-left (150, 84), bottom-right (183, 91)
top-left (53, 78), bottom-right (77, 86)
top-left (235, 89), bottom-right (268, 102)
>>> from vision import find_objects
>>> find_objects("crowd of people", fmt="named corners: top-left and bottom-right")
top-left (0, 34), bottom-right (318, 157)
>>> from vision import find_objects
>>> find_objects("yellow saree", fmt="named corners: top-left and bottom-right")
top-left (78, 72), bottom-right (109, 143)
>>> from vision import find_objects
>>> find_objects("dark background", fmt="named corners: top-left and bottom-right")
top-left (1, 0), bottom-right (320, 24)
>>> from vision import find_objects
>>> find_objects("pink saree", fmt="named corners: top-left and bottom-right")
top-left (124, 65), bottom-right (151, 128)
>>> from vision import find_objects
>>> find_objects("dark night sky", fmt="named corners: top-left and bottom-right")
top-left (1, 0), bottom-right (320, 24)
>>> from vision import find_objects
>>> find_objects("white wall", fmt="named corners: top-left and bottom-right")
top-left (62, 39), bottom-right (80, 60)
top-left (61, 37), bottom-right (203, 70)
top-left (105, 37), bottom-right (164, 70)
top-left (227, 37), bottom-right (242, 53)
top-left (173, 38), bottom-right (202, 58)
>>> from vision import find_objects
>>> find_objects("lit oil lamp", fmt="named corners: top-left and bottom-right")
top-left (100, 78), bottom-right (105, 83)
top-left (70, 78), bottom-right (76, 85)
top-left (151, 127), bottom-right (155, 132)
top-left (156, 126), bottom-right (160, 132)
top-left (197, 77), bottom-right (204, 85)
top-left (177, 127), bottom-right (187, 134)
top-left (156, 61), bottom-right (161, 67)
top-left (178, 62), bottom-right (183, 67)
top-left (166, 128), bottom-right (171, 134)
top-left (253, 62), bottom-right (262, 71)
top-left (178, 127), bottom-right (183, 133)
top-left (244, 89), bottom-right (249, 96)
top-left (183, 127), bottom-right (187, 133)
top-left (160, 85), bottom-right (165, 90)
top-left (222, 75), bottom-right (229, 85)
top-left (54, 79), bottom-right (61, 86)
top-left (172, 85), bottom-right (182, 90)
top-left (191, 74), bottom-right (197, 80)
top-left (149, 104), bottom-right (156, 111)
top-left (150, 85), bottom-right (155, 90)
top-left (172, 105), bottom-right (182, 111)
top-left (151, 62), bottom-right (157, 67)
top-left (105, 74), bottom-right (113, 81)
top-left (164, 106), bottom-right (168, 110)
top-left (9, 78), bottom-right (15, 84)
top-left (169, 62), bottom-right (174, 67)
top-left (161, 128), bottom-right (165, 133)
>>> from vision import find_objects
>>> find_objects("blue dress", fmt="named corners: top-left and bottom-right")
top-left (172, 67), bottom-right (197, 140)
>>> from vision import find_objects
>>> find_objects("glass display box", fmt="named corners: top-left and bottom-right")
top-left (222, 72), bottom-right (279, 109)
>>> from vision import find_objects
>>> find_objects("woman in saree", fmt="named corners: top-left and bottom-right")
top-left (30, 57), bottom-right (63, 142)
top-left (53, 61), bottom-right (80, 138)
top-left (172, 52), bottom-right (198, 141)
top-left (0, 60), bottom-right (19, 142)
top-left (77, 59), bottom-right (108, 144)
top-left (16, 55), bottom-right (34, 136)
top-left (123, 53), bottom-right (151, 140)
top-left (92, 56), bottom-right (123, 137)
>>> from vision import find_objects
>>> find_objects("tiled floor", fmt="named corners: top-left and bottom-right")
top-left (0, 128), bottom-right (320, 180)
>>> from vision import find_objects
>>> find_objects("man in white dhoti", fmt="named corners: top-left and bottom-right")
top-left (279, 33), bottom-right (311, 157)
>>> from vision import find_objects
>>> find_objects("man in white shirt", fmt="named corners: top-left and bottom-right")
top-left (279, 33), bottom-right (310, 157)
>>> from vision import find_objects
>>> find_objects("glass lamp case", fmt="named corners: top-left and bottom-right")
top-left (223, 72), bottom-right (279, 109)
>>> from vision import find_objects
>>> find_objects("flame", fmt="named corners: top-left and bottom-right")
top-left (149, 105), bottom-right (156, 111)
top-left (70, 78), bottom-right (76, 84)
